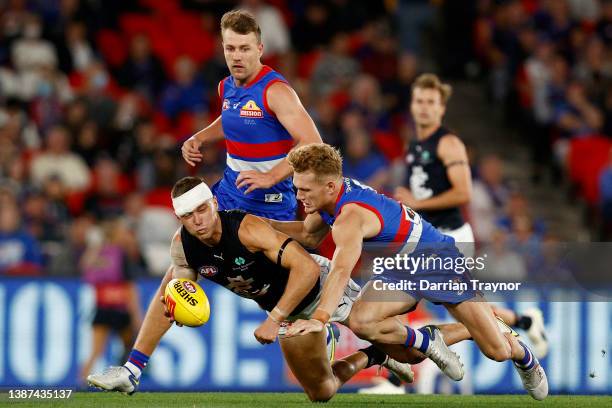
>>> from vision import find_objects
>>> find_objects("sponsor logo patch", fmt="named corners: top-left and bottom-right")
top-left (239, 100), bottom-right (264, 118)
top-left (265, 193), bottom-right (283, 203)
top-left (222, 99), bottom-right (230, 110)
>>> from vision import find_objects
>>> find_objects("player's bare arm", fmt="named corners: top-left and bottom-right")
top-left (265, 212), bottom-right (330, 248)
top-left (181, 115), bottom-right (224, 167)
top-left (236, 82), bottom-right (322, 193)
top-left (238, 214), bottom-right (320, 343)
top-left (286, 205), bottom-right (378, 337)
top-left (395, 134), bottom-right (471, 211)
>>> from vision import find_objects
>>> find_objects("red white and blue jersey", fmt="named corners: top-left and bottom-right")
top-left (216, 65), bottom-right (296, 213)
top-left (319, 178), bottom-right (448, 247)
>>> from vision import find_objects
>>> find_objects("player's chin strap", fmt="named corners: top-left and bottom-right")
top-left (276, 237), bottom-right (294, 266)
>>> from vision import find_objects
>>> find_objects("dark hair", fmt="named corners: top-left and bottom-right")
top-left (220, 9), bottom-right (261, 43)
top-left (171, 176), bottom-right (204, 198)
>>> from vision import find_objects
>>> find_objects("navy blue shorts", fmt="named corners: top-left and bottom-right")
top-left (212, 181), bottom-right (297, 221)
top-left (372, 237), bottom-right (477, 305)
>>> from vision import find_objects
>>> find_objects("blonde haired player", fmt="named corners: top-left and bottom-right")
top-left (396, 73), bottom-right (547, 355)
top-left (266, 144), bottom-right (548, 400)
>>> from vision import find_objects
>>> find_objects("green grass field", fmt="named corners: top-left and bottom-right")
top-left (2, 393), bottom-right (611, 408)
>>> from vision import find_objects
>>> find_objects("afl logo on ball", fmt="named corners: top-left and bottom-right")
top-left (182, 280), bottom-right (197, 293)
top-left (198, 265), bottom-right (218, 278)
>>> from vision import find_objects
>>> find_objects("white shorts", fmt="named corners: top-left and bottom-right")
top-left (284, 254), bottom-right (360, 324)
top-left (439, 222), bottom-right (475, 258)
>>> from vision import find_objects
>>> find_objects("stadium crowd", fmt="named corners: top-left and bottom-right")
top-left (1, 0), bottom-right (605, 281)
top-left (474, 0), bottom-right (612, 237)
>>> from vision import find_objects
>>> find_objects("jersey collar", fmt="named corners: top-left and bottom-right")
top-left (236, 65), bottom-right (273, 88)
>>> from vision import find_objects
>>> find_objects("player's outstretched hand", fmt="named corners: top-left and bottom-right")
top-left (181, 136), bottom-right (203, 167)
top-left (284, 319), bottom-right (324, 337)
top-left (159, 295), bottom-right (183, 327)
top-left (236, 170), bottom-right (276, 194)
top-left (254, 317), bottom-right (280, 344)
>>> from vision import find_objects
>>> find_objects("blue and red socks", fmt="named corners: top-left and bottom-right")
top-left (514, 341), bottom-right (537, 370)
top-left (124, 349), bottom-right (149, 379)
top-left (405, 326), bottom-right (430, 353)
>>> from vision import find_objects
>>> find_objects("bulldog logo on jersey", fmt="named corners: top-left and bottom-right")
top-left (239, 100), bottom-right (264, 118)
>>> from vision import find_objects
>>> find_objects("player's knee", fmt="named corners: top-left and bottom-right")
top-left (482, 341), bottom-right (512, 362)
top-left (347, 315), bottom-right (376, 341)
top-left (305, 381), bottom-right (336, 402)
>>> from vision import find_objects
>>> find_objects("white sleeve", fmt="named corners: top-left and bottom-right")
top-left (170, 228), bottom-right (197, 280)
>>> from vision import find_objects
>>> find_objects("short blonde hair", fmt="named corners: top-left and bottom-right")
top-left (220, 9), bottom-right (261, 43)
top-left (287, 144), bottom-right (342, 180)
top-left (412, 73), bottom-right (452, 105)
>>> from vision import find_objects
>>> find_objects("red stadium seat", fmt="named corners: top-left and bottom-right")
top-left (568, 136), bottom-right (612, 205)
top-left (139, 0), bottom-right (180, 14)
top-left (297, 50), bottom-right (322, 79)
top-left (96, 30), bottom-right (128, 68)
top-left (373, 130), bottom-right (403, 161)
top-left (119, 13), bottom-right (157, 38)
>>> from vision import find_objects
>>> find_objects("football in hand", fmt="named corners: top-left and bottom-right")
top-left (164, 278), bottom-right (210, 327)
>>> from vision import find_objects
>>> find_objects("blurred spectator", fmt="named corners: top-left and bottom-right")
top-left (117, 119), bottom-right (159, 191)
top-left (73, 121), bottom-right (100, 166)
top-left (566, 0), bottom-right (600, 22)
top-left (79, 218), bottom-right (143, 381)
top-left (241, 0), bottom-right (290, 58)
top-left (384, 53), bottom-right (419, 114)
top-left (123, 192), bottom-right (178, 276)
top-left (573, 37), bottom-right (612, 104)
top-left (30, 125), bottom-right (91, 191)
top-left (11, 14), bottom-right (57, 72)
top-left (84, 157), bottom-right (127, 220)
top-left (55, 19), bottom-right (95, 74)
top-left (396, 0), bottom-right (435, 54)
top-left (30, 65), bottom-right (74, 132)
top-left (291, 0), bottom-right (334, 53)
top-left (310, 31), bottom-right (359, 97)
top-left (0, 199), bottom-right (43, 275)
top-left (2, 98), bottom-right (41, 149)
top-left (0, 155), bottom-right (28, 198)
top-left (534, 0), bottom-right (576, 49)
top-left (477, 228), bottom-right (527, 282)
top-left (498, 192), bottom-right (547, 237)
top-left (596, 0), bottom-right (612, 46)
top-left (80, 61), bottom-right (118, 129)
top-left (160, 55), bottom-right (206, 120)
top-left (470, 154), bottom-right (512, 243)
top-left (341, 111), bottom-right (389, 192)
top-left (311, 98), bottom-right (341, 146)
top-left (22, 190), bottom-right (64, 243)
top-left (552, 80), bottom-right (603, 165)
top-left (116, 33), bottom-right (165, 101)
top-left (355, 20), bottom-right (398, 85)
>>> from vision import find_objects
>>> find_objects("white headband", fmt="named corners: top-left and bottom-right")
top-left (172, 183), bottom-right (213, 216)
